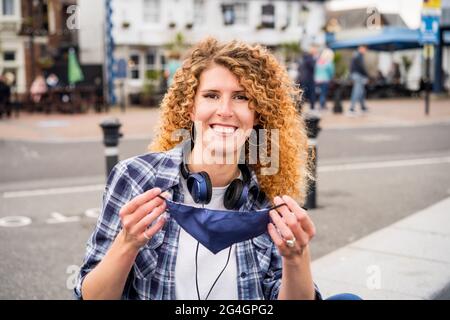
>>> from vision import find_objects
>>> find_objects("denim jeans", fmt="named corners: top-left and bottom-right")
top-left (350, 73), bottom-right (368, 112)
top-left (302, 80), bottom-right (316, 110)
top-left (326, 293), bottom-right (363, 300)
top-left (317, 82), bottom-right (330, 110)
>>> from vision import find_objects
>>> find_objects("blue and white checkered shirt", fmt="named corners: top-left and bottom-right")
top-left (74, 141), bottom-right (322, 300)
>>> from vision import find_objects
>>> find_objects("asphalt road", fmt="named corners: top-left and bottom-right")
top-left (1, 123), bottom-right (450, 299)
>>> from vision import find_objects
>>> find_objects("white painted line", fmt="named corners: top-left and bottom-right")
top-left (323, 119), bottom-right (450, 130)
top-left (46, 212), bottom-right (81, 224)
top-left (2, 156), bottom-right (450, 199)
top-left (2, 184), bottom-right (105, 198)
top-left (0, 216), bottom-right (32, 227)
top-left (1, 134), bottom-right (152, 144)
top-left (318, 156), bottom-right (450, 173)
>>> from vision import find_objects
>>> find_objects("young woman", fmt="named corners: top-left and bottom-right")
top-left (75, 37), bottom-right (321, 300)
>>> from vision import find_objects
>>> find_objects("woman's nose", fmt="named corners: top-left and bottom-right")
top-left (216, 98), bottom-right (233, 117)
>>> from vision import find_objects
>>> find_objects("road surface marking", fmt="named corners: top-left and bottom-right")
top-left (318, 156), bottom-right (450, 173)
top-left (2, 156), bottom-right (450, 198)
top-left (3, 184), bottom-right (104, 198)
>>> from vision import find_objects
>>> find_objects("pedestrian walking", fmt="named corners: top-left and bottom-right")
top-left (349, 45), bottom-right (369, 115)
top-left (314, 48), bottom-right (335, 111)
top-left (296, 45), bottom-right (318, 111)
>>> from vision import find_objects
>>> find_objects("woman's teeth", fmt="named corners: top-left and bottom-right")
top-left (211, 125), bottom-right (237, 134)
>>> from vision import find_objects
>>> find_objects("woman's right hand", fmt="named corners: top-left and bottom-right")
top-left (118, 187), bottom-right (167, 250)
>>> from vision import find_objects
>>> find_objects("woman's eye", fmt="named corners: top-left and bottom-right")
top-left (235, 95), bottom-right (249, 101)
top-left (204, 93), bottom-right (219, 100)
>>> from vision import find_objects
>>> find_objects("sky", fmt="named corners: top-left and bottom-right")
top-left (326, 0), bottom-right (424, 28)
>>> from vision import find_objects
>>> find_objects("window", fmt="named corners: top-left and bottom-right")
top-left (261, 4), bottom-right (275, 29)
top-left (222, 4), bottom-right (235, 26)
top-left (2, 0), bottom-right (15, 15)
top-left (234, 2), bottom-right (248, 25)
top-left (194, 0), bottom-right (205, 26)
top-left (3, 51), bottom-right (16, 61)
top-left (146, 52), bottom-right (155, 66)
top-left (145, 50), bottom-right (160, 83)
top-left (129, 54), bottom-right (140, 79)
top-left (143, 0), bottom-right (160, 24)
top-left (222, 2), bottom-right (248, 26)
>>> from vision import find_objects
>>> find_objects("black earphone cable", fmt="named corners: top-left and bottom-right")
top-left (195, 241), bottom-right (233, 300)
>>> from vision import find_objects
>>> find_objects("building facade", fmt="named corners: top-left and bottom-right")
top-left (0, 0), bottom-right (79, 95)
top-left (106, 0), bottom-right (326, 94)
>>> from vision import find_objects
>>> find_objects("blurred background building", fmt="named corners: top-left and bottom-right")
top-left (77, 0), bottom-right (327, 104)
top-left (0, 0), bottom-right (80, 95)
top-left (1, 0), bottom-right (449, 107)
top-left (325, 0), bottom-right (450, 93)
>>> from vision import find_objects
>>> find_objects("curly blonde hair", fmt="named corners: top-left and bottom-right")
top-left (149, 37), bottom-right (311, 205)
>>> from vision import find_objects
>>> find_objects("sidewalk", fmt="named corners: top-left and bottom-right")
top-left (313, 197), bottom-right (450, 300)
top-left (0, 98), bottom-right (449, 142)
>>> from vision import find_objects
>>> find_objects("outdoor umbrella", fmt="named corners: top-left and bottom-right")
top-left (68, 48), bottom-right (84, 85)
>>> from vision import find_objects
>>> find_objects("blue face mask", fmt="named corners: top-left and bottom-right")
top-left (158, 195), bottom-right (287, 254)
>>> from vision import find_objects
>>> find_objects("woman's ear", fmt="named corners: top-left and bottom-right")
top-left (189, 105), bottom-right (196, 121)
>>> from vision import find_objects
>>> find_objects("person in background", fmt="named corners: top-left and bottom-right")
top-left (164, 51), bottom-right (182, 88)
top-left (30, 74), bottom-right (48, 104)
top-left (314, 48), bottom-right (335, 112)
top-left (0, 74), bottom-right (12, 119)
top-left (349, 45), bottom-right (369, 115)
top-left (296, 45), bottom-right (318, 111)
top-left (46, 73), bottom-right (60, 89)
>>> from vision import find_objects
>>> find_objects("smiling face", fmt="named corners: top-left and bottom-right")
top-left (190, 64), bottom-right (256, 162)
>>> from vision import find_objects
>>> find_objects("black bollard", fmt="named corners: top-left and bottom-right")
top-left (100, 118), bottom-right (123, 178)
top-left (333, 82), bottom-right (343, 114)
top-left (304, 113), bottom-right (321, 209)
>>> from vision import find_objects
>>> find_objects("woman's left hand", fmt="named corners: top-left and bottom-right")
top-left (267, 195), bottom-right (316, 262)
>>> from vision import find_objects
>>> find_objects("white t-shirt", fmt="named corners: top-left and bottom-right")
top-left (175, 175), bottom-right (240, 300)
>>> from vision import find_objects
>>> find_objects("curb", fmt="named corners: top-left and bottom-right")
top-left (312, 197), bottom-right (450, 300)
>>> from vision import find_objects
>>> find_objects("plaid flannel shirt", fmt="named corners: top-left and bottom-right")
top-left (74, 141), bottom-right (322, 300)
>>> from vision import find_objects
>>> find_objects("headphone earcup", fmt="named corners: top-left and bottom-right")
top-left (199, 171), bottom-right (212, 204)
top-left (186, 172), bottom-right (207, 204)
top-left (224, 179), bottom-right (247, 210)
top-left (185, 171), bottom-right (212, 204)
